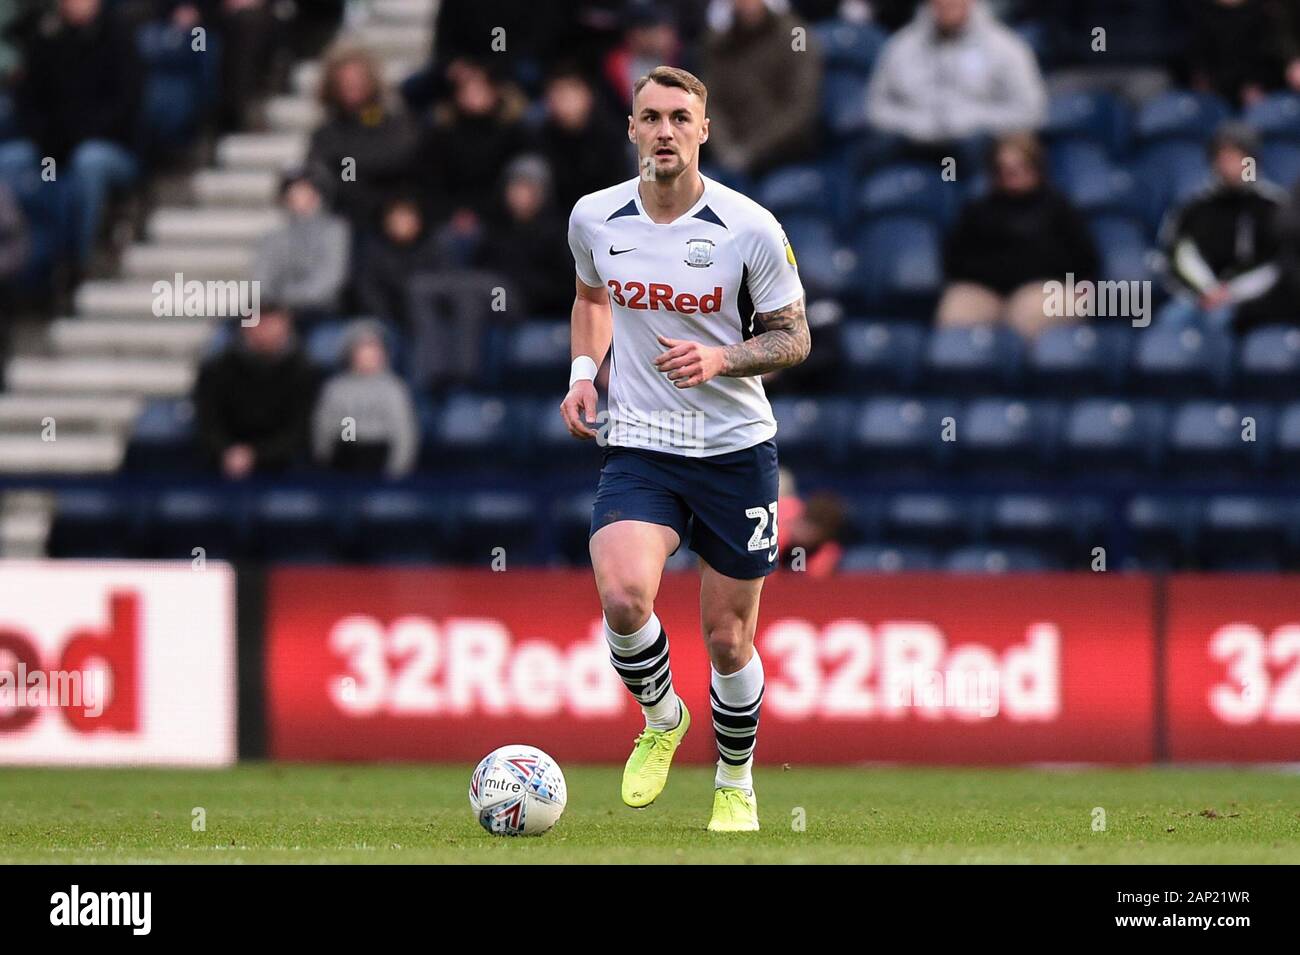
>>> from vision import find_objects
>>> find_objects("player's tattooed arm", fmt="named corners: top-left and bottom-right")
top-left (719, 297), bottom-right (811, 377)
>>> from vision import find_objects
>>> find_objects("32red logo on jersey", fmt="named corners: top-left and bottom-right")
top-left (607, 280), bottom-right (723, 314)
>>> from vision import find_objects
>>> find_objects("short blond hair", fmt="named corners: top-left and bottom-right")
top-left (632, 66), bottom-right (707, 110)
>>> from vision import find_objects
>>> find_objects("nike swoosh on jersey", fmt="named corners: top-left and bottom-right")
top-left (609, 245), bottom-right (637, 255)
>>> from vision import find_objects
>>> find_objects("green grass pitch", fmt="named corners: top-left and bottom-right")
top-left (1, 764), bottom-right (1297, 863)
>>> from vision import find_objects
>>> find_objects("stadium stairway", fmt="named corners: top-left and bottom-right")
top-left (0, 0), bottom-right (437, 552)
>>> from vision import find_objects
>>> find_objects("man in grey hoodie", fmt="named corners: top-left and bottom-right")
top-left (254, 170), bottom-right (351, 317)
top-left (866, 0), bottom-right (1046, 163)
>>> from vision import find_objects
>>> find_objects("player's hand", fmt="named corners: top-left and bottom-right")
top-left (653, 335), bottom-right (724, 388)
top-left (560, 379), bottom-right (599, 440)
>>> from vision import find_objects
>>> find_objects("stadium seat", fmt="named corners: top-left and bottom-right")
top-left (851, 217), bottom-right (942, 313)
top-left (146, 489), bottom-right (244, 559)
top-left (47, 490), bottom-right (139, 558)
top-left (446, 491), bottom-right (537, 564)
top-left (1198, 495), bottom-right (1290, 569)
top-left (955, 398), bottom-right (1061, 473)
top-left (985, 494), bottom-right (1105, 565)
top-left (882, 493), bottom-right (974, 548)
top-left (1258, 141), bottom-right (1300, 190)
top-left (822, 70), bottom-right (870, 139)
top-left (251, 489), bottom-right (339, 562)
top-left (838, 320), bottom-right (925, 392)
top-left (857, 163), bottom-right (957, 225)
top-left (1166, 400), bottom-right (1271, 476)
top-left (757, 164), bottom-right (832, 218)
top-left (1061, 161), bottom-right (1140, 217)
top-left (1238, 326), bottom-right (1300, 398)
top-left (920, 324), bottom-right (1025, 393)
top-left (1243, 93), bottom-right (1300, 142)
top-left (943, 545), bottom-right (1058, 573)
top-left (550, 490), bottom-right (597, 566)
top-left (501, 321), bottom-right (570, 393)
top-left (123, 398), bottom-right (197, 472)
top-left (1125, 495), bottom-right (1201, 569)
top-left (813, 20), bottom-right (887, 74)
top-left (1027, 323), bottom-right (1119, 394)
top-left (846, 396), bottom-right (958, 472)
top-left (1134, 91), bottom-right (1230, 144)
top-left (1062, 398), bottom-right (1166, 474)
top-left (1275, 402), bottom-right (1300, 471)
top-left (1138, 141), bottom-right (1210, 229)
top-left (1089, 213), bottom-right (1153, 284)
top-left (768, 397), bottom-right (850, 467)
top-left (529, 395), bottom-right (604, 472)
top-left (352, 489), bottom-right (446, 563)
top-left (837, 544), bottom-right (937, 572)
top-left (1043, 89), bottom-right (1129, 156)
top-left (427, 392), bottom-right (530, 468)
top-left (781, 213), bottom-right (851, 299)
top-left (1130, 325), bottom-right (1231, 397)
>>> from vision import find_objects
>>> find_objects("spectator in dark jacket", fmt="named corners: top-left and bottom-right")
top-left (700, 0), bottom-right (821, 178)
top-left (535, 66), bottom-right (630, 212)
top-left (164, 0), bottom-right (281, 130)
top-left (1156, 122), bottom-right (1291, 333)
top-left (0, 0), bottom-right (142, 265)
top-left (1187, 0), bottom-right (1294, 107)
top-left (938, 132), bottom-right (1100, 339)
top-left (194, 306), bottom-right (321, 478)
top-left (354, 195), bottom-right (443, 333)
top-left (306, 43), bottom-right (421, 229)
top-left (254, 170), bottom-right (351, 316)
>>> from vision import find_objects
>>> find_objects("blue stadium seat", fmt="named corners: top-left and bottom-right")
top-left (1028, 323), bottom-right (1118, 394)
top-left (1166, 400), bottom-right (1271, 476)
top-left (1139, 141), bottom-right (1210, 228)
top-left (882, 493), bottom-right (974, 548)
top-left (1062, 161), bottom-right (1140, 217)
top-left (1259, 141), bottom-right (1300, 190)
top-left (124, 398), bottom-right (197, 472)
top-left (352, 490), bottom-right (446, 563)
top-left (768, 397), bottom-right (850, 467)
top-left (1130, 325), bottom-right (1231, 397)
top-left (1198, 495), bottom-right (1289, 569)
top-left (838, 320), bottom-right (925, 392)
top-left (942, 546), bottom-right (1057, 573)
top-left (251, 490), bottom-right (338, 562)
top-left (1089, 213), bottom-right (1153, 284)
top-left (985, 494), bottom-right (1105, 564)
top-left (847, 396), bottom-right (957, 472)
top-left (838, 544), bottom-right (937, 572)
top-left (1048, 139), bottom-right (1111, 185)
top-left (1043, 90), bottom-right (1129, 156)
top-left (447, 491), bottom-right (537, 564)
top-left (427, 392), bottom-right (529, 468)
top-left (1126, 495), bottom-right (1199, 569)
top-left (851, 217), bottom-right (942, 313)
top-left (757, 164), bottom-right (832, 218)
top-left (501, 320), bottom-right (570, 393)
top-left (956, 398), bottom-right (1061, 473)
top-left (781, 213), bottom-right (850, 298)
top-left (1238, 326), bottom-right (1300, 398)
top-left (857, 163), bottom-right (957, 225)
top-left (822, 70), bottom-right (870, 139)
top-left (147, 489), bottom-right (244, 559)
top-left (47, 490), bottom-right (138, 558)
top-left (813, 20), bottom-right (887, 74)
top-left (920, 324), bottom-right (1025, 393)
top-left (1243, 93), bottom-right (1300, 142)
top-left (304, 319), bottom-right (404, 372)
top-left (530, 395), bottom-right (604, 472)
top-left (550, 490), bottom-right (597, 566)
top-left (1134, 91), bottom-right (1230, 144)
top-left (1062, 399), bottom-right (1165, 474)
top-left (1275, 402), bottom-right (1300, 471)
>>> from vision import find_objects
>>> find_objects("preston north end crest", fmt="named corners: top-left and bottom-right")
top-left (684, 237), bottom-right (715, 268)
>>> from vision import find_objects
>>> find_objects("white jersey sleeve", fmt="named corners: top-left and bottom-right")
top-left (742, 212), bottom-right (804, 314)
top-left (567, 200), bottom-right (602, 289)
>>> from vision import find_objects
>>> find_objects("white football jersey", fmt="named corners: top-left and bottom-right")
top-left (567, 174), bottom-right (804, 457)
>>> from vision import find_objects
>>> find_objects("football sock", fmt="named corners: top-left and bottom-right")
top-left (711, 651), bottom-right (765, 793)
top-left (604, 612), bottom-right (681, 731)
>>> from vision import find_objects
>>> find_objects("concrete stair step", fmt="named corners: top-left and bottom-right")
top-left (292, 58), bottom-right (417, 96)
top-left (0, 434), bottom-right (123, 474)
top-left (6, 356), bottom-right (194, 397)
top-left (191, 169), bottom-right (278, 206)
top-left (352, 23), bottom-right (432, 57)
top-left (0, 394), bottom-right (141, 431)
top-left (372, 0), bottom-right (437, 24)
top-left (50, 317), bottom-right (215, 357)
top-left (216, 132), bottom-right (306, 171)
top-left (122, 244), bottom-right (253, 281)
top-left (148, 207), bottom-right (283, 244)
top-left (265, 95), bottom-right (324, 133)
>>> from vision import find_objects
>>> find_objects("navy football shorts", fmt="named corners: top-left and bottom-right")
top-left (589, 439), bottom-right (780, 580)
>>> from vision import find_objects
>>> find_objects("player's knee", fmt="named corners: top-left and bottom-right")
top-left (600, 583), bottom-right (654, 634)
top-left (704, 624), bottom-right (750, 672)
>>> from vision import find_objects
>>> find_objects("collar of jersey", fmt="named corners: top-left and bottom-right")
top-left (633, 173), bottom-right (712, 226)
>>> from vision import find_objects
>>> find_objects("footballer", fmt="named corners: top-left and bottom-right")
top-left (559, 66), bottom-right (810, 831)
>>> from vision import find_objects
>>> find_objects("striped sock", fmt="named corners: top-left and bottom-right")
top-left (711, 651), bottom-right (764, 793)
top-left (604, 612), bottom-right (681, 731)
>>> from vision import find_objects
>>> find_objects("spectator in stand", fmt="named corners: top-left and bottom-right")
top-left (776, 471), bottom-right (845, 577)
top-left (353, 194), bottom-right (443, 334)
top-left (416, 59), bottom-right (530, 226)
top-left (253, 170), bottom-right (350, 318)
top-left (602, 4), bottom-right (686, 111)
top-left (312, 319), bottom-right (419, 478)
top-left (1275, 174), bottom-right (1300, 318)
top-left (194, 305), bottom-right (320, 478)
top-left (535, 65), bottom-right (629, 213)
top-left (0, 183), bottom-right (29, 288)
top-left (937, 132), bottom-right (1099, 339)
top-left (700, 0), bottom-right (821, 179)
top-left (163, 0), bottom-right (281, 130)
top-left (865, 0), bottom-right (1045, 168)
top-left (0, 0), bottom-right (142, 268)
top-left (477, 155), bottom-right (575, 317)
top-left (1156, 122), bottom-right (1290, 333)
top-left (1187, 0), bottom-right (1294, 107)
top-left (306, 43), bottom-right (420, 229)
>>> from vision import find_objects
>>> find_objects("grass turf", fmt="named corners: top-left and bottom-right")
top-left (0, 764), bottom-right (1297, 863)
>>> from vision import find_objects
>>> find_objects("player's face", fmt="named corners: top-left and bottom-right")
top-left (629, 82), bottom-right (708, 182)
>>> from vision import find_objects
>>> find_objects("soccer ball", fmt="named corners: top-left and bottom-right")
top-left (468, 744), bottom-right (567, 836)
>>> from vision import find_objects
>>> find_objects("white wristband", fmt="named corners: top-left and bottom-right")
top-left (569, 355), bottom-right (599, 388)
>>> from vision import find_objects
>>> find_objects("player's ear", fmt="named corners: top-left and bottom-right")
top-left (700, 116), bottom-right (709, 144)
top-left (627, 115), bottom-right (635, 143)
